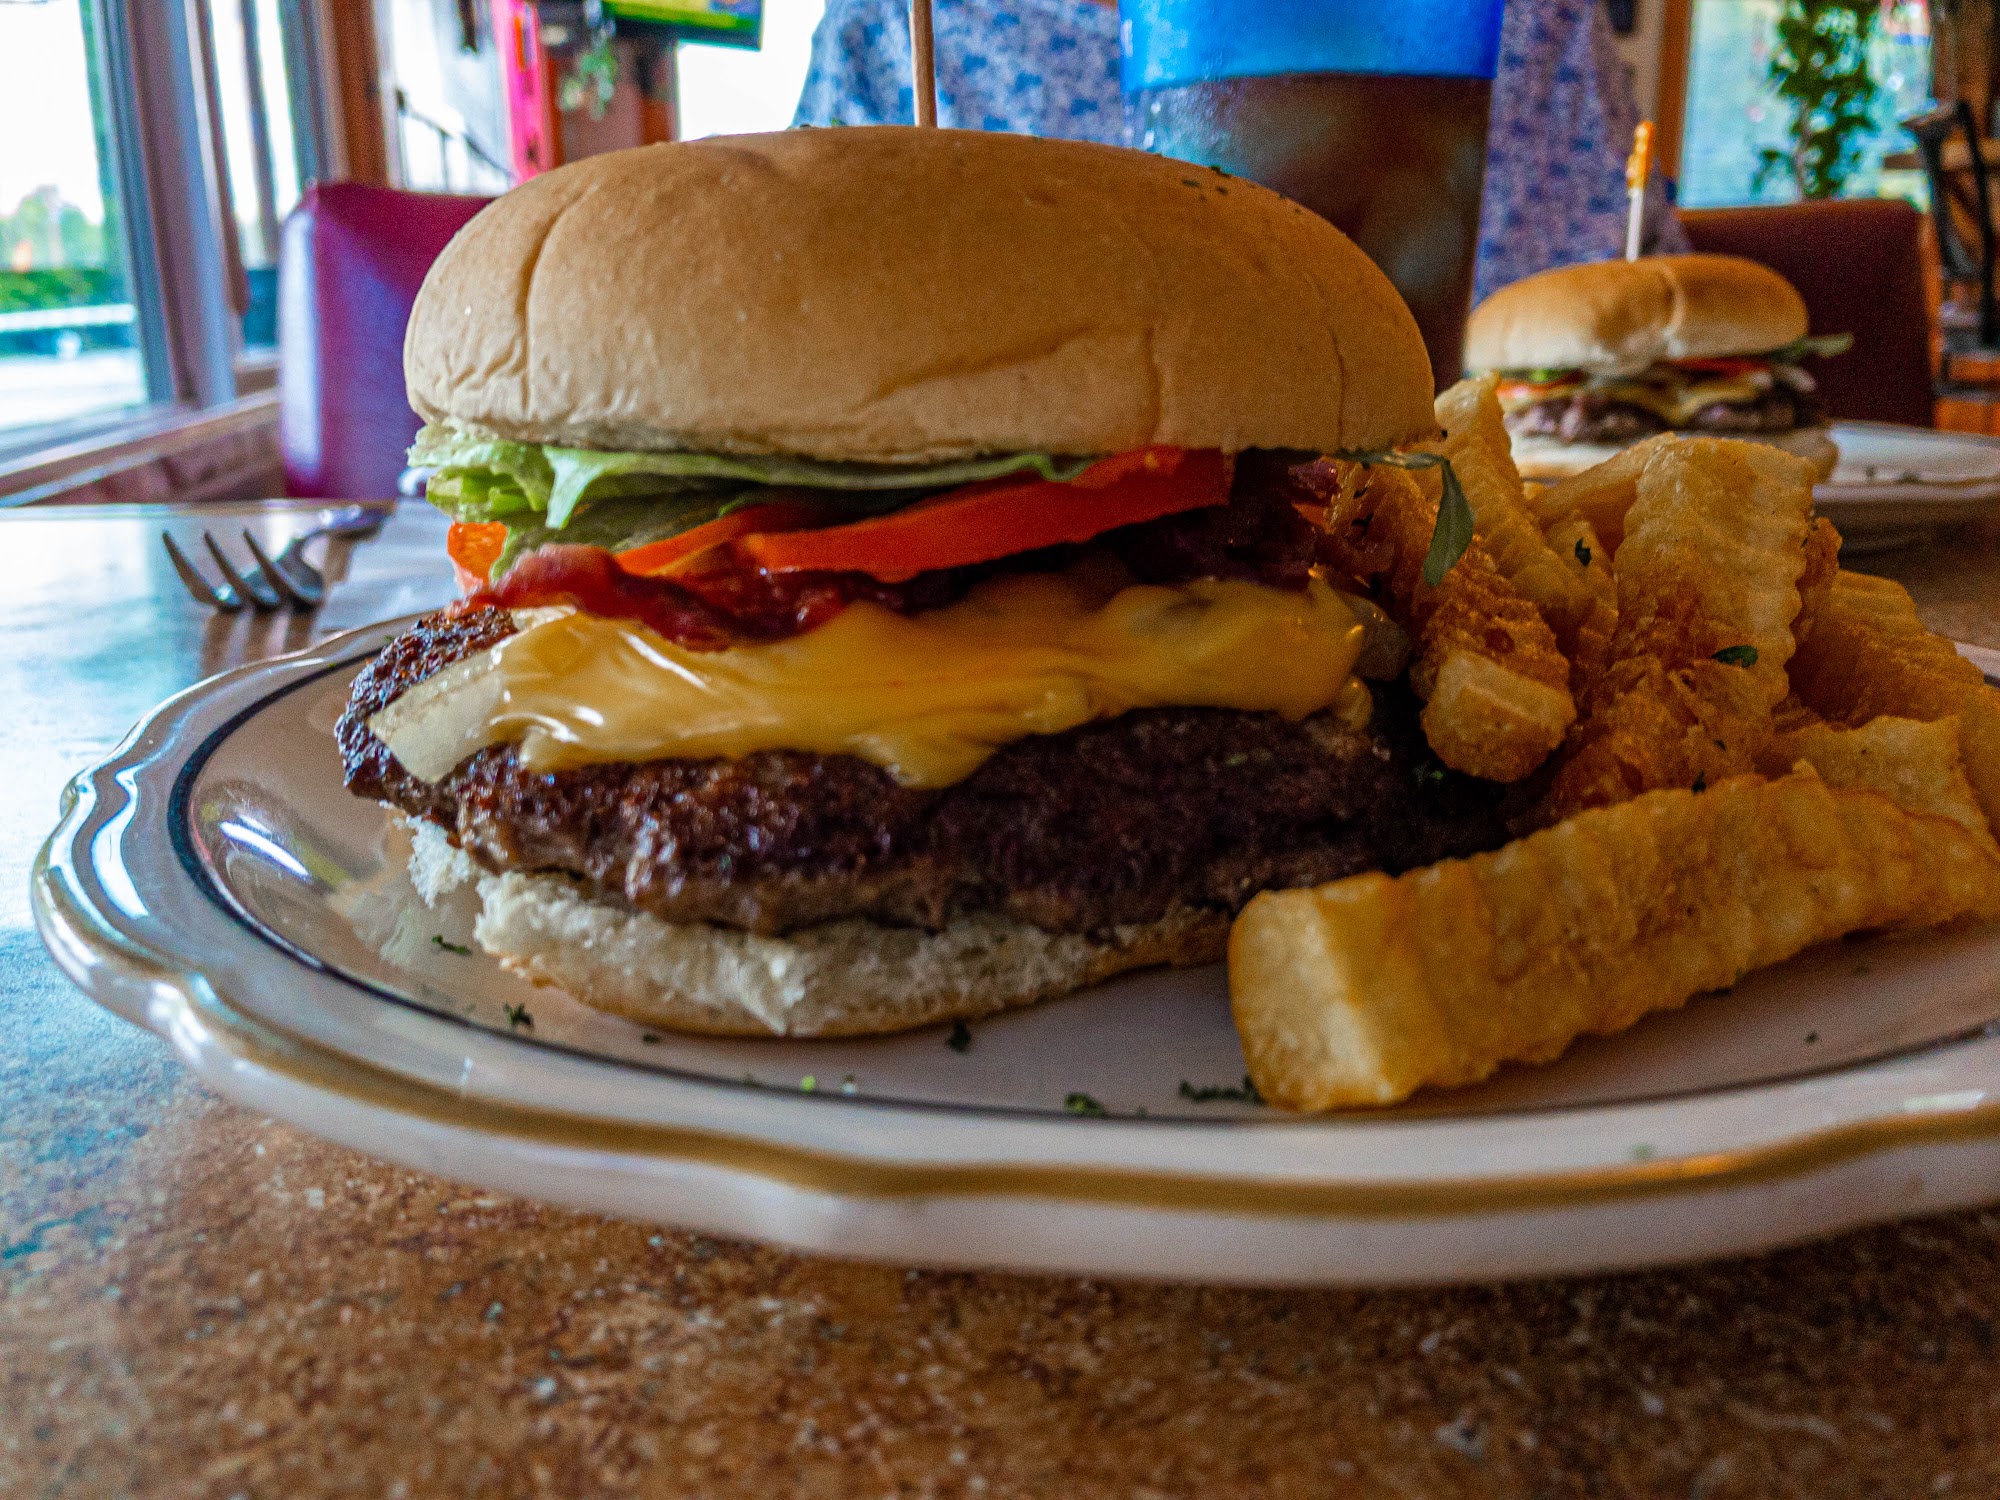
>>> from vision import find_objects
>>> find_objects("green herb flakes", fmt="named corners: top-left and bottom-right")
top-left (947, 1020), bottom-right (972, 1053)
top-left (1064, 1092), bottom-right (1108, 1118)
top-left (1178, 1076), bottom-right (1262, 1103)
top-left (503, 1003), bottom-right (534, 1031)
top-left (431, 934), bottom-right (471, 956)
top-left (1713, 644), bottom-right (1759, 667)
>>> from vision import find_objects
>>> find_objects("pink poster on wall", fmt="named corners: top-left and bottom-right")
top-left (494, 0), bottom-right (555, 179)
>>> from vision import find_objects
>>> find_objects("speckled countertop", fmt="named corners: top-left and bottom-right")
top-left (5, 502), bottom-right (2000, 1498)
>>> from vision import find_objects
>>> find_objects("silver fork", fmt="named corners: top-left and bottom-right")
top-left (162, 505), bottom-right (387, 612)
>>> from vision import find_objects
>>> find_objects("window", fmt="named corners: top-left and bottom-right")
top-left (1679, 0), bottom-right (1933, 208)
top-left (675, 0), bottom-right (825, 139)
top-left (379, 0), bottom-right (514, 195)
top-left (0, 0), bottom-right (146, 447)
top-left (204, 0), bottom-right (313, 348)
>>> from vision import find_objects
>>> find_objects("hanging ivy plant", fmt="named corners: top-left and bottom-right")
top-left (1754, 0), bottom-right (1883, 200)
top-left (559, 34), bottom-right (619, 120)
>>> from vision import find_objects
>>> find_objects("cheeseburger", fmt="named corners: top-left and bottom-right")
top-left (1464, 253), bottom-right (1846, 480)
top-left (338, 127), bottom-right (1504, 1038)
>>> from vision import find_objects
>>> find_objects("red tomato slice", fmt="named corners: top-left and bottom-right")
top-left (1673, 357), bottom-right (1769, 378)
top-left (447, 521), bottom-right (508, 592)
top-left (737, 447), bottom-right (1231, 583)
top-left (613, 501), bottom-right (821, 577)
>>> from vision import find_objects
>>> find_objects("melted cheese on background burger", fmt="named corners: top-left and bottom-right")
top-left (1495, 364), bottom-right (1776, 424)
top-left (372, 566), bottom-right (1370, 790)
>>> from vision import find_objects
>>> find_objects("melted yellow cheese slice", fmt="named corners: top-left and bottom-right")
top-left (372, 570), bottom-right (1366, 789)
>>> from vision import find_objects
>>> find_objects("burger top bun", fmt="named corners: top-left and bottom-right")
top-left (404, 127), bottom-right (1437, 464)
top-left (1464, 254), bottom-right (1810, 378)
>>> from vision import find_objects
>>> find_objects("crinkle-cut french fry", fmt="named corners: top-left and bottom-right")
top-left (1307, 463), bottom-right (1575, 782)
top-left (1537, 514), bottom-right (1618, 698)
top-left (1230, 768), bottom-right (2000, 1111)
top-left (1537, 438), bottom-right (1815, 821)
top-left (1613, 439), bottom-right (1816, 709)
top-left (1790, 569), bottom-right (2000, 829)
top-left (1433, 378), bottom-right (1621, 701)
top-left (1792, 515), bottom-right (1843, 651)
top-left (1756, 713), bottom-right (1997, 850)
top-left (1526, 432), bottom-right (1681, 557)
top-left (1421, 652), bottom-right (1579, 786)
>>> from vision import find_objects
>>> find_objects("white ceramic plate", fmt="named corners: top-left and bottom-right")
top-left (33, 619), bottom-right (2000, 1285)
top-left (1818, 423), bottom-right (2000, 551)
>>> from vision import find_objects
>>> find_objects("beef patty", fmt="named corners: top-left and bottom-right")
top-left (1506, 388), bottom-right (1825, 445)
top-left (340, 607), bottom-right (1508, 936)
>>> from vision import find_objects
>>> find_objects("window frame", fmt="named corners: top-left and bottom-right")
top-left (0, 0), bottom-right (341, 493)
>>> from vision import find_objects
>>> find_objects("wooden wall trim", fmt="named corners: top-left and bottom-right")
top-left (325, 0), bottom-right (389, 184)
top-left (1657, 0), bottom-right (1694, 185)
top-left (0, 394), bottom-right (281, 508)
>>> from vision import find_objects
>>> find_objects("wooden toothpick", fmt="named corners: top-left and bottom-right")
top-left (910, 0), bottom-right (937, 127)
top-left (1624, 120), bottom-right (1654, 262)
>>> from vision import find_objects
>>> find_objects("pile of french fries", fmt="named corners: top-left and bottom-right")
top-left (1231, 379), bottom-right (2000, 1112)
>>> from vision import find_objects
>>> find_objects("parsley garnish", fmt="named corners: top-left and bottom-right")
top-left (1064, 1092), bottom-right (1107, 1117)
top-left (799, 1075), bottom-right (818, 1093)
top-left (1713, 644), bottom-right (1759, 667)
top-left (1335, 449), bottom-right (1473, 587)
top-left (431, 934), bottom-right (471, 955)
top-left (640, 1032), bottom-right (661, 1045)
top-left (503, 1003), bottom-right (534, 1031)
top-left (1414, 762), bottom-right (1448, 787)
top-left (1179, 1075), bottom-right (1263, 1103)
top-left (1573, 538), bottom-right (1592, 568)
top-left (946, 1019), bottom-right (972, 1053)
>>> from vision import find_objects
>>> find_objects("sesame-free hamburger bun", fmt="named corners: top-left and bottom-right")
top-left (406, 126), bottom-right (1438, 464)
top-left (1464, 253), bottom-right (1809, 379)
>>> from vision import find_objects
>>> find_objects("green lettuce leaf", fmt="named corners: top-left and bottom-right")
top-left (1765, 332), bottom-right (1853, 364)
top-left (410, 424), bottom-right (1097, 529)
top-left (488, 494), bottom-right (742, 580)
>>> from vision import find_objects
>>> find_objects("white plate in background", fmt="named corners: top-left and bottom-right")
top-left (1818, 422), bottom-right (2000, 550)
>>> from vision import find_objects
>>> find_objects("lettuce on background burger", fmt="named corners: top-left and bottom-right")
top-left (338, 126), bottom-right (1506, 1038)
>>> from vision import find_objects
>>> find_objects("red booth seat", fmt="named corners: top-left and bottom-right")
top-left (1680, 198), bottom-right (1934, 429)
top-left (279, 182), bottom-right (492, 501)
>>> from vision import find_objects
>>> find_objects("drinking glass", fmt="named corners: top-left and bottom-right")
top-left (1121, 0), bottom-right (1507, 387)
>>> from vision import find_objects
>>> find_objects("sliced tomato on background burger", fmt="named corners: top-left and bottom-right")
top-left (1671, 356), bottom-right (1769, 379)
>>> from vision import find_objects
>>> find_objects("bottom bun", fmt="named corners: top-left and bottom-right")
top-left (408, 818), bottom-right (1223, 1038)
top-left (1512, 425), bottom-right (1840, 483)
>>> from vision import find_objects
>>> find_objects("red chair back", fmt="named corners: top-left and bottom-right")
top-left (279, 182), bottom-right (492, 500)
top-left (1680, 199), bottom-right (1934, 428)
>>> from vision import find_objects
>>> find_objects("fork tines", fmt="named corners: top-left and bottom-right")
top-left (162, 530), bottom-right (296, 612)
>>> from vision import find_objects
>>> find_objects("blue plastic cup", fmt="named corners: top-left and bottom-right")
top-left (1121, 0), bottom-right (1507, 385)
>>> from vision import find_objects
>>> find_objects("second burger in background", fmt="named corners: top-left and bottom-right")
top-left (1464, 253), bottom-right (1847, 480)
